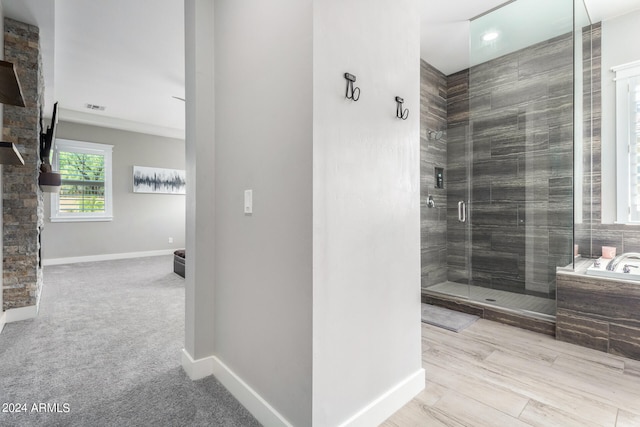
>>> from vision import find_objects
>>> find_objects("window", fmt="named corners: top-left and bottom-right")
top-left (614, 61), bottom-right (640, 223)
top-left (50, 139), bottom-right (113, 222)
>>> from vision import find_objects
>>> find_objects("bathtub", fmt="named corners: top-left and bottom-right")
top-left (586, 252), bottom-right (640, 281)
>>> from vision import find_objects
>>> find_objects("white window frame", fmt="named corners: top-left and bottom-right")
top-left (614, 60), bottom-right (640, 224)
top-left (50, 139), bottom-right (114, 222)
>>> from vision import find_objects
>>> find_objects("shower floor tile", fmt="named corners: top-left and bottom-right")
top-left (425, 281), bottom-right (556, 317)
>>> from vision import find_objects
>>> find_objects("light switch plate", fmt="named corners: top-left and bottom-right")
top-left (244, 189), bottom-right (253, 214)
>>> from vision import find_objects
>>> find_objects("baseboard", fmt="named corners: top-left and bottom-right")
top-left (42, 249), bottom-right (178, 266)
top-left (181, 348), bottom-right (215, 380)
top-left (211, 355), bottom-right (294, 427)
top-left (181, 348), bottom-right (292, 426)
top-left (181, 350), bottom-right (421, 427)
top-left (337, 368), bottom-right (425, 427)
top-left (4, 305), bottom-right (38, 323)
top-left (0, 311), bottom-right (6, 334)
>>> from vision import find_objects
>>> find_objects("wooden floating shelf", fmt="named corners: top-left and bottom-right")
top-left (0, 141), bottom-right (25, 165)
top-left (0, 60), bottom-right (25, 107)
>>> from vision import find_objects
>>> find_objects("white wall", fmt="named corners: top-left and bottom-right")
top-left (0, 1), bottom-right (4, 321)
top-left (185, 0), bottom-right (423, 425)
top-left (601, 9), bottom-right (640, 223)
top-left (312, 0), bottom-right (423, 425)
top-left (183, 0), bottom-right (216, 366)
top-left (212, 0), bottom-right (313, 425)
top-left (42, 122), bottom-right (185, 261)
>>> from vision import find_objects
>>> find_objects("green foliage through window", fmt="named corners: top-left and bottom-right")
top-left (58, 151), bottom-right (105, 213)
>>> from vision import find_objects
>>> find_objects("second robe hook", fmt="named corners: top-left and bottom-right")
top-left (344, 73), bottom-right (360, 101)
top-left (395, 96), bottom-right (409, 120)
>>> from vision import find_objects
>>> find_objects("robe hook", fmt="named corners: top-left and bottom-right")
top-left (344, 73), bottom-right (360, 101)
top-left (395, 96), bottom-right (409, 120)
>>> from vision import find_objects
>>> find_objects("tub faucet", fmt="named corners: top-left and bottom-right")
top-left (606, 252), bottom-right (640, 271)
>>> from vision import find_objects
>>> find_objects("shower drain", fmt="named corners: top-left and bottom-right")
top-left (485, 298), bottom-right (497, 302)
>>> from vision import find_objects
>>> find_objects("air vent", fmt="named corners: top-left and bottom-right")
top-left (85, 103), bottom-right (106, 111)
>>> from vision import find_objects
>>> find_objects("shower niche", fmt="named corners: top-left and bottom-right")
top-left (435, 168), bottom-right (444, 189)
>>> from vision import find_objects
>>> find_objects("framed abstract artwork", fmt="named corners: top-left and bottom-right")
top-left (133, 166), bottom-right (186, 194)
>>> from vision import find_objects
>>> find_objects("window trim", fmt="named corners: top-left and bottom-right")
top-left (614, 60), bottom-right (640, 224)
top-left (50, 139), bottom-right (114, 223)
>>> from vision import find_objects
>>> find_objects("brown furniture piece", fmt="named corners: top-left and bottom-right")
top-left (174, 249), bottom-right (185, 278)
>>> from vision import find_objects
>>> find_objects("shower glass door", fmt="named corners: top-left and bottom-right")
top-left (455, 0), bottom-right (575, 317)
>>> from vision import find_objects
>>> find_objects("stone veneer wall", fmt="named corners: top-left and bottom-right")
top-left (446, 33), bottom-right (574, 298)
top-left (420, 60), bottom-right (448, 288)
top-left (2, 18), bottom-right (44, 310)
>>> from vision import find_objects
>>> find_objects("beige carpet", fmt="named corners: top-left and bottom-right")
top-left (0, 255), bottom-right (260, 427)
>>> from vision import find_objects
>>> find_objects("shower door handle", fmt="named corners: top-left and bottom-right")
top-left (458, 201), bottom-right (466, 223)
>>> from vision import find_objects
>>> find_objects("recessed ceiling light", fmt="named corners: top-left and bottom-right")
top-left (482, 31), bottom-right (499, 42)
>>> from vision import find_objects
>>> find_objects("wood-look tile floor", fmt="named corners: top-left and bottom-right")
top-left (382, 319), bottom-right (640, 427)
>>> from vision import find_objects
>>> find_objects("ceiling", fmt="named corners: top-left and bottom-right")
top-left (3, 0), bottom-right (185, 139)
top-left (3, 0), bottom-right (640, 140)
top-left (421, 0), bottom-right (640, 75)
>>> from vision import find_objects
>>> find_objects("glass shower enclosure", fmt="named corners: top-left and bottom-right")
top-left (424, 0), bottom-right (586, 319)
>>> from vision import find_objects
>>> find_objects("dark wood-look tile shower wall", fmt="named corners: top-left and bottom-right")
top-left (420, 60), bottom-right (448, 288)
top-left (422, 32), bottom-right (575, 298)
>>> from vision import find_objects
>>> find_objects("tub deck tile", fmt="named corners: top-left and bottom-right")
top-left (557, 271), bottom-right (640, 361)
top-left (610, 323), bottom-right (640, 361)
top-left (556, 308), bottom-right (609, 352)
top-left (557, 272), bottom-right (640, 329)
